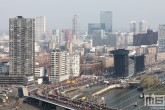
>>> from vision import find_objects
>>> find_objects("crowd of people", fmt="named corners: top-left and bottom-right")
top-left (30, 77), bottom-right (115, 110)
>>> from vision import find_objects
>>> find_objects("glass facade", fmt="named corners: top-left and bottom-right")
top-left (100, 11), bottom-right (112, 32)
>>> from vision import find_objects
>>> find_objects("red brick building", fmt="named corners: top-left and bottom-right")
top-left (62, 29), bottom-right (73, 42)
top-left (133, 29), bottom-right (158, 46)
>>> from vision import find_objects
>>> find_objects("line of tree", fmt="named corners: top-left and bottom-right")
top-left (140, 76), bottom-right (160, 88)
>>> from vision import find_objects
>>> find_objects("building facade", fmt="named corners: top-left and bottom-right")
top-left (35, 16), bottom-right (46, 40)
top-left (0, 62), bottom-right (9, 74)
top-left (9, 16), bottom-right (35, 76)
top-left (8, 16), bottom-right (35, 85)
top-left (67, 52), bottom-right (80, 77)
top-left (139, 20), bottom-right (147, 33)
top-left (158, 24), bottom-right (165, 52)
top-left (72, 15), bottom-right (80, 39)
top-left (133, 29), bottom-right (158, 46)
top-left (65, 41), bottom-right (72, 54)
top-left (88, 23), bottom-right (105, 34)
top-left (62, 29), bottom-right (73, 42)
top-left (49, 49), bottom-right (69, 83)
top-left (100, 11), bottom-right (112, 32)
top-left (92, 30), bottom-right (105, 47)
top-left (35, 66), bottom-right (45, 78)
top-left (110, 49), bottom-right (129, 78)
top-left (130, 21), bottom-right (136, 34)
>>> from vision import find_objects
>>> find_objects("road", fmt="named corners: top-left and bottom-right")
top-left (0, 87), bottom-right (18, 110)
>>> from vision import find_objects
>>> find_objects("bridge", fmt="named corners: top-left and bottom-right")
top-left (27, 77), bottom-right (116, 110)
top-left (127, 80), bottom-right (140, 84)
top-left (28, 91), bottom-right (77, 110)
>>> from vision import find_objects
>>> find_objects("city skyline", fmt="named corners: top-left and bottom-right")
top-left (0, 0), bottom-right (165, 33)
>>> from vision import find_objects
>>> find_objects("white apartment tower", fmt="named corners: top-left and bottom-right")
top-left (67, 52), bottom-right (80, 77)
top-left (49, 49), bottom-right (69, 83)
top-left (130, 21), bottom-right (136, 34)
top-left (35, 16), bottom-right (46, 41)
top-left (139, 20), bottom-right (147, 33)
top-left (158, 24), bottom-right (165, 52)
top-left (9, 16), bottom-right (35, 76)
top-left (72, 15), bottom-right (80, 39)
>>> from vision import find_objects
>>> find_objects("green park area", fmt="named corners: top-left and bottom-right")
top-left (140, 75), bottom-right (165, 95)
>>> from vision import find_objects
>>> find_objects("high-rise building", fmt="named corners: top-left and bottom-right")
top-left (100, 11), bottom-right (112, 32)
top-left (130, 21), bottom-right (136, 33)
top-left (35, 16), bottom-right (46, 40)
top-left (67, 52), bottom-right (80, 77)
top-left (49, 49), bottom-right (70, 84)
top-left (92, 30), bottom-right (105, 47)
top-left (52, 29), bottom-right (65, 44)
top-left (139, 20), bottom-right (147, 33)
top-left (72, 15), bottom-right (80, 39)
top-left (45, 29), bottom-right (52, 39)
top-left (65, 41), bottom-right (72, 54)
top-left (110, 49), bottom-right (129, 78)
top-left (9, 16), bottom-right (35, 77)
top-left (88, 23), bottom-right (105, 34)
top-left (158, 24), bottom-right (165, 52)
top-left (62, 29), bottom-right (73, 42)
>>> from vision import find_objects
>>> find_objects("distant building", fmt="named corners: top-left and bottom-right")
top-left (48, 41), bottom-right (56, 50)
top-left (36, 16), bottom-right (46, 40)
top-left (158, 24), bottom-right (165, 52)
top-left (100, 11), bottom-right (112, 32)
top-left (110, 49), bottom-right (129, 78)
top-left (92, 30), bottom-right (105, 47)
top-left (139, 20), bottom-right (147, 33)
top-left (45, 29), bottom-right (52, 39)
top-left (72, 15), bottom-right (80, 39)
top-left (130, 21), bottom-right (136, 34)
top-left (133, 29), bottom-right (158, 46)
top-left (62, 29), bottom-right (73, 42)
top-left (88, 23), bottom-right (105, 34)
top-left (52, 29), bottom-right (65, 44)
top-left (65, 41), bottom-right (72, 54)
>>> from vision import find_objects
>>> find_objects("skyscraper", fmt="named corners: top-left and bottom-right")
top-left (35, 16), bottom-right (46, 40)
top-left (72, 15), bottom-right (80, 39)
top-left (139, 20), bottom-right (147, 33)
top-left (158, 24), bottom-right (165, 52)
top-left (9, 16), bottom-right (35, 77)
top-left (88, 23), bottom-right (105, 34)
top-left (100, 11), bottom-right (112, 32)
top-left (130, 21), bottom-right (136, 33)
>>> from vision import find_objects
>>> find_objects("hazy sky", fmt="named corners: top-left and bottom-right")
top-left (0, 0), bottom-right (165, 33)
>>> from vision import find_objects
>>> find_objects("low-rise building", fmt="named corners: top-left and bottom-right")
top-left (0, 62), bottom-right (9, 74)
top-left (35, 66), bottom-right (45, 78)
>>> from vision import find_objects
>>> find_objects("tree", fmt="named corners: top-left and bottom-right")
top-left (140, 76), bottom-right (160, 88)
